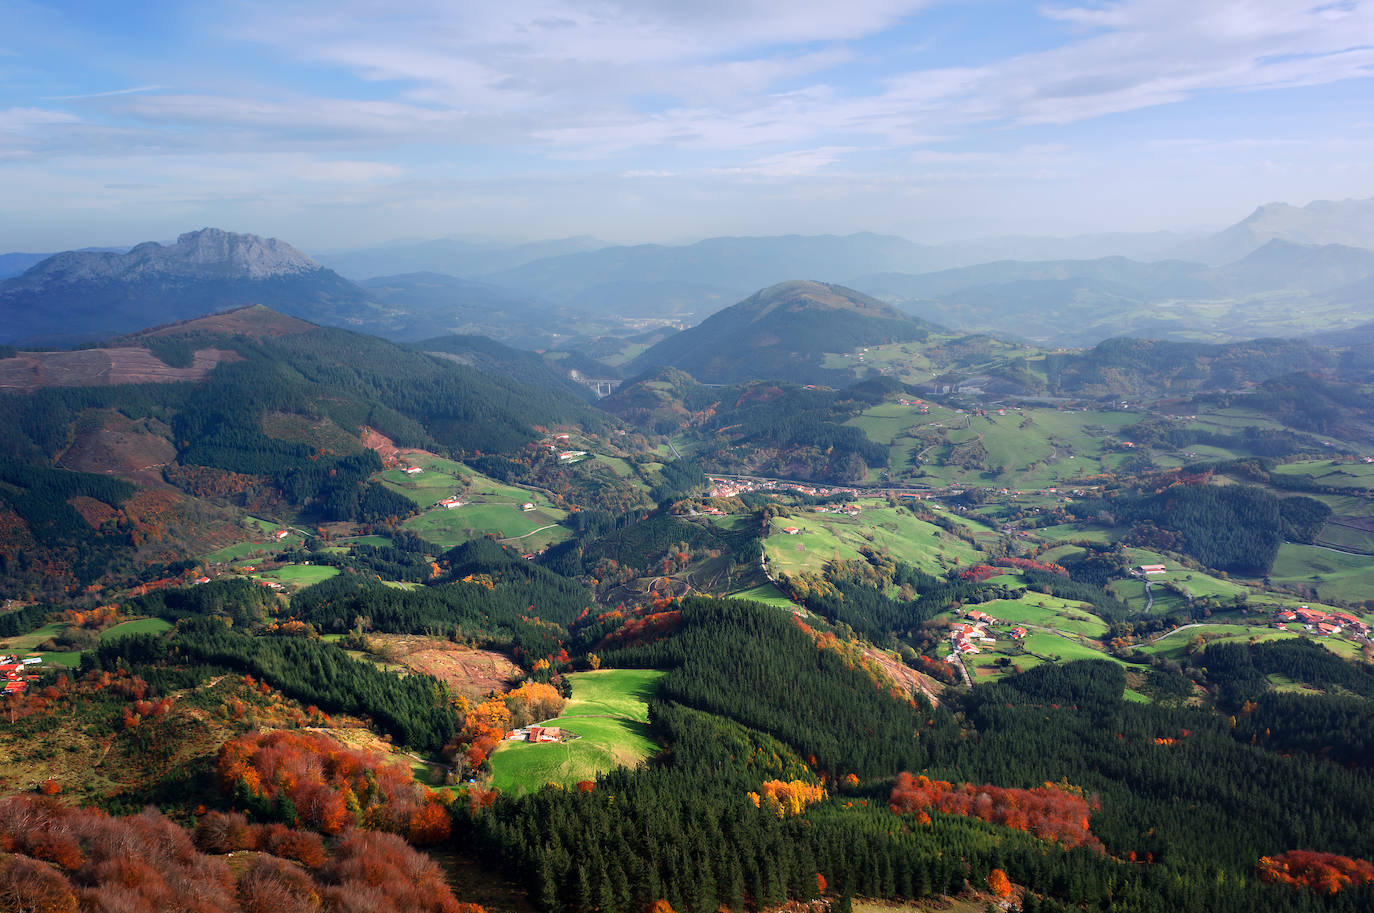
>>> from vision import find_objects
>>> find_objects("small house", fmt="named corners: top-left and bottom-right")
top-left (404, 466), bottom-right (423, 475)
top-left (1138, 564), bottom-right (1166, 576)
top-left (522, 502), bottom-right (535, 511)
top-left (782, 526), bottom-right (800, 535)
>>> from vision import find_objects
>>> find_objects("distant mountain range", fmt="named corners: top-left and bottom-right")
top-left (5, 194), bottom-right (1373, 348)
top-left (0, 229), bottom-right (377, 345)
top-left (315, 235), bottom-right (608, 280)
top-left (0, 230), bottom-right (583, 348)
top-left (851, 239), bottom-right (1374, 345)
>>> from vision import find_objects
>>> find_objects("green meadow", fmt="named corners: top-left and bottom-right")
top-left (762, 502), bottom-right (979, 578)
top-left (487, 669), bottom-right (664, 795)
top-left (99, 618), bottom-right (173, 641)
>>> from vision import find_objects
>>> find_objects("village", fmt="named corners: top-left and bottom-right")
top-left (0, 653), bottom-right (43, 698)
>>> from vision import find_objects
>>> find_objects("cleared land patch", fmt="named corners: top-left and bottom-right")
top-left (487, 669), bottom-right (664, 795)
top-left (368, 635), bottom-right (521, 702)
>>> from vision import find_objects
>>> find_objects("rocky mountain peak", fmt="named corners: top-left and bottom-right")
top-left (14, 228), bottom-right (322, 286)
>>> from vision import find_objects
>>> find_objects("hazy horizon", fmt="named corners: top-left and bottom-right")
top-left (3, 0), bottom-right (1373, 252)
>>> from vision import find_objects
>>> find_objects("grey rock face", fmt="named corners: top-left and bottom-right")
top-left (15, 228), bottom-right (321, 287)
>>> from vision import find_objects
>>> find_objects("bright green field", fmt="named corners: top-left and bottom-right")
top-left (403, 504), bottom-right (569, 551)
top-left (763, 503), bottom-right (979, 578)
top-left (37, 651), bottom-right (82, 668)
top-left (1268, 544), bottom-right (1374, 603)
top-left (968, 594), bottom-right (1109, 637)
top-left (252, 564), bottom-right (340, 588)
top-left (727, 583), bottom-right (797, 609)
top-left (560, 669), bottom-right (664, 722)
top-left (1138, 624), bottom-right (1300, 661)
top-left (386, 457), bottom-right (570, 550)
top-left (99, 618), bottom-right (173, 641)
top-left (487, 670), bottom-right (664, 795)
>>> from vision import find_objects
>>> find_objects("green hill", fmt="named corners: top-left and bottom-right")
top-left (628, 280), bottom-right (943, 384)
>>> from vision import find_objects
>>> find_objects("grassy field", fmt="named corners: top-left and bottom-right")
top-left (1268, 544), bottom-right (1374, 604)
top-left (385, 456), bottom-right (571, 551)
top-left (1272, 460), bottom-right (1374, 490)
top-left (1138, 624), bottom-right (1301, 661)
top-left (99, 618), bottom-right (173, 641)
top-left (0, 621), bottom-right (66, 654)
top-left (969, 594), bottom-right (1109, 637)
top-left (726, 582), bottom-right (797, 609)
top-left (487, 669), bottom-right (663, 795)
top-left (252, 564), bottom-right (340, 589)
top-left (763, 502), bottom-right (979, 578)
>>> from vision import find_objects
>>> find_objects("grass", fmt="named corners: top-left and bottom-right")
top-left (726, 583), bottom-right (798, 609)
top-left (37, 651), bottom-right (82, 668)
top-left (1137, 623), bottom-right (1300, 661)
top-left (203, 541), bottom-right (276, 563)
top-left (99, 618), bottom-right (173, 641)
top-left (338, 535), bottom-right (393, 547)
top-left (0, 622), bottom-right (66, 654)
top-left (252, 564), bottom-right (340, 588)
top-left (1268, 544), bottom-right (1374, 603)
top-left (385, 457), bottom-right (571, 550)
top-left (971, 594), bottom-right (1109, 637)
top-left (560, 669), bottom-right (664, 723)
top-left (762, 502), bottom-right (979, 578)
top-left (487, 669), bottom-right (663, 795)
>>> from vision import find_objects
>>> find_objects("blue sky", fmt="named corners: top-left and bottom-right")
top-left (1, 0), bottom-right (1372, 251)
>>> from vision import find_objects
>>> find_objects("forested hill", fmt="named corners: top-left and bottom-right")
top-left (628, 280), bottom-right (943, 385)
top-left (416, 333), bottom-right (596, 403)
top-left (0, 310), bottom-right (608, 596)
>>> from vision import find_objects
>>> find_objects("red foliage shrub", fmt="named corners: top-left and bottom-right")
top-left (889, 773), bottom-right (1102, 851)
top-left (597, 609), bottom-right (683, 650)
top-left (958, 565), bottom-right (1000, 582)
top-left (0, 796), bottom-right (470, 913)
top-left (0, 854), bottom-right (78, 913)
top-left (37, 778), bottom-right (61, 796)
top-left (217, 729), bottom-right (448, 843)
top-left (238, 855), bottom-right (322, 913)
top-left (991, 556), bottom-right (1069, 577)
top-left (1257, 850), bottom-right (1374, 894)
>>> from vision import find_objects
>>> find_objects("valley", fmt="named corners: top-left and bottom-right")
top-left (2, 227), bottom-right (1374, 913)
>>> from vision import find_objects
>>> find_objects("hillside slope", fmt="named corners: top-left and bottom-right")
top-left (628, 280), bottom-right (942, 384)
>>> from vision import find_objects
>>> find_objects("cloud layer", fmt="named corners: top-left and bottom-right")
top-left (1, 0), bottom-right (1371, 248)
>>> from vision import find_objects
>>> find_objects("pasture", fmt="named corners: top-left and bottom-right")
top-left (487, 669), bottom-right (663, 795)
top-left (99, 618), bottom-right (173, 641)
top-left (252, 564), bottom-right (339, 589)
top-left (1268, 544), bottom-right (1374, 604)
top-left (762, 503), bottom-right (979, 578)
top-left (386, 457), bottom-right (570, 550)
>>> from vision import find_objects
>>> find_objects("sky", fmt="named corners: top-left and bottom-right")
top-left (1, 0), bottom-right (1373, 252)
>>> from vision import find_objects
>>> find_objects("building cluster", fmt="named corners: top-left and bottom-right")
top-left (504, 725), bottom-right (564, 743)
top-left (0, 654), bottom-right (42, 697)
top-left (948, 616), bottom-right (998, 656)
top-left (707, 477), bottom-right (861, 500)
top-left (1273, 606), bottom-right (1368, 638)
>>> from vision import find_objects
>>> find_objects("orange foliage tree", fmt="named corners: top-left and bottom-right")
top-left (987, 868), bottom-right (1012, 898)
top-left (889, 773), bottom-right (1102, 851)
top-left (747, 780), bottom-right (828, 818)
top-left (1257, 851), bottom-right (1374, 894)
top-left (217, 729), bottom-right (451, 844)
